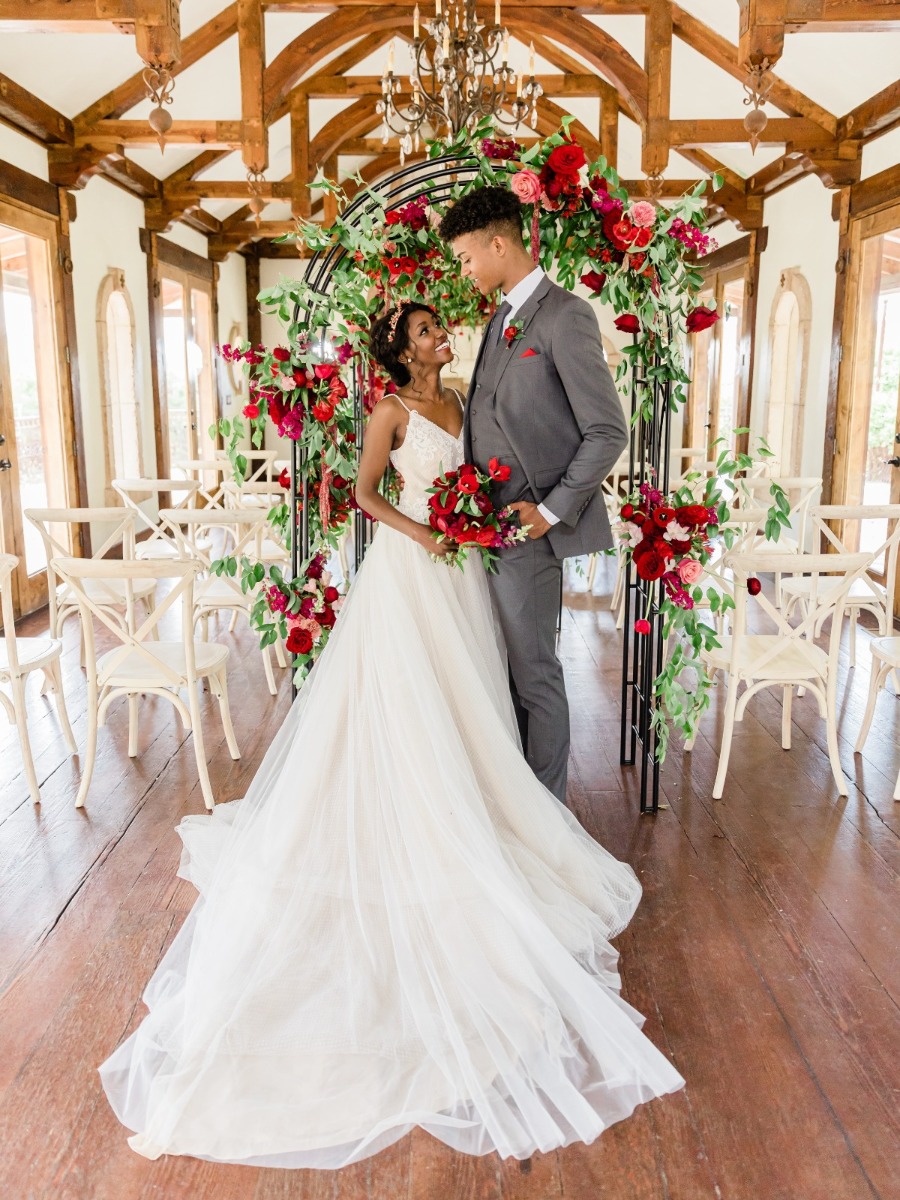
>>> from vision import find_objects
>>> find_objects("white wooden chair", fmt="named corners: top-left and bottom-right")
top-left (159, 507), bottom-right (287, 694)
top-left (215, 448), bottom-right (278, 487)
top-left (25, 507), bottom-right (153, 646)
top-left (780, 504), bottom-right (900, 668)
top-left (112, 478), bottom-right (204, 561)
top-left (51, 556), bottom-right (239, 810)
top-left (687, 550), bottom-right (871, 799)
top-left (0, 554), bottom-right (77, 803)
top-left (855, 637), bottom-right (900, 800)
top-left (221, 480), bottom-right (291, 567)
top-left (174, 458), bottom-right (232, 510)
top-left (733, 476), bottom-right (822, 601)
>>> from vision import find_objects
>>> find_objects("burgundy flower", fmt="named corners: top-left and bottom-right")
top-left (686, 306), bottom-right (720, 333)
top-left (547, 140), bottom-right (587, 174)
top-left (747, 577), bottom-right (762, 596)
top-left (286, 626), bottom-right (313, 655)
top-left (614, 313), bottom-right (641, 334)
top-left (580, 270), bottom-right (607, 295)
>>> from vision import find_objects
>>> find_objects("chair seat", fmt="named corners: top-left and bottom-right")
top-left (754, 536), bottom-right (800, 556)
top-left (780, 575), bottom-right (884, 605)
top-left (136, 540), bottom-right (180, 560)
top-left (97, 640), bottom-right (228, 686)
top-left (0, 635), bottom-right (61, 675)
top-left (260, 538), bottom-right (289, 561)
top-left (870, 636), bottom-right (900, 668)
top-left (58, 577), bottom-right (155, 604)
top-left (196, 577), bottom-right (251, 607)
top-left (703, 634), bottom-right (828, 681)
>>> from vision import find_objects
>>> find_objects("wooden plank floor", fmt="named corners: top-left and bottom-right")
top-left (0, 558), bottom-right (898, 1200)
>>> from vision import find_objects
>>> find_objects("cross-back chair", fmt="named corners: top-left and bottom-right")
top-left (112, 478), bottom-right (203, 561)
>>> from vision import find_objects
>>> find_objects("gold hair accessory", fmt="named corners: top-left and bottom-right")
top-left (388, 303), bottom-right (408, 342)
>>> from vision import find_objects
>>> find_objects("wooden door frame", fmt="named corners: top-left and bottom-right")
top-left (0, 197), bottom-right (81, 614)
top-left (141, 230), bottom-right (219, 479)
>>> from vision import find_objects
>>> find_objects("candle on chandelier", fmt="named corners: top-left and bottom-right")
top-left (516, 73), bottom-right (522, 98)
top-left (436, 0), bottom-right (441, 15)
top-left (502, 33), bottom-right (508, 64)
top-left (387, 39), bottom-right (394, 72)
top-left (529, 41), bottom-right (535, 75)
top-left (495, 0), bottom-right (501, 25)
top-left (414, 3), bottom-right (419, 38)
top-left (442, 26), bottom-right (450, 56)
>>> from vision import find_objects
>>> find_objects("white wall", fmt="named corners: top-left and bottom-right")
top-left (216, 250), bottom-right (249, 427)
top-left (751, 175), bottom-right (839, 480)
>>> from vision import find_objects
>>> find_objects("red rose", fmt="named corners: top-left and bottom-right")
top-left (547, 141), bottom-right (587, 174)
top-left (686, 306), bottom-right (720, 333)
top-left (456, 473), bottom-right (480, 495)
top-left (316, 606), bottom-right (337, 629)
top-left (323, 585), bottom-right (340, 603)
top-left (397, 256), bottom-right (417, 275)
top-left (311, 400), bottom-right (335, 422)
top-left (242, 403), bottom-right (260, 420)
top-left (292, 368), bottom-right (310, 388)
top-left (621, 503), bottom-right (635, 519)
top-left (272, 346), bottom-right (291, 362)
top-left (602, 208), bottom-right (624, 242)
top-left (286, 627), bottom-right (314, 655)
top-left (675, 504), bottom-right (711, 527)
top-left (634, 618), bottom-right (651, 635)
top-left (488, 456), bottom-right (511, 482)
top-left (747, 577), bottom-right (762, 596)
top-left (580, 270), bottom-right (607, 295)
top-left (614, 313), bottom-right (641, 334)
top-left (429, 491), bottom-right (458, 516)
top-left (633, 549), bottom-right (670, 581)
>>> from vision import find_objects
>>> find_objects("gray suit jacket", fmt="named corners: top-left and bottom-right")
top-left (464, 277), bottom-right (629, 559)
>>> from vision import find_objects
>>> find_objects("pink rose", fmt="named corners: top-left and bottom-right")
top-left (628, 200), bottom-right (656, 228)
top-left (676, 558), bottom-right (703, 585)
top-left (510, 169), bottom-right (542, 205)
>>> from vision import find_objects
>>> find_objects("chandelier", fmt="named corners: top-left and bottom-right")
top-left (378, 0), bottom-right (543, 161)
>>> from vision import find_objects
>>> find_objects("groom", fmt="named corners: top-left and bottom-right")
top-left (440, 186), bottom-right (628, 804)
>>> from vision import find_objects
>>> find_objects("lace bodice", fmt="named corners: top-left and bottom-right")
top-left (389, 397), bottom-right (465, 523)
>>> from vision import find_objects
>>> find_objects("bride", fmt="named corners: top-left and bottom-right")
top-left (99, 300), bottom-right (685, 1169)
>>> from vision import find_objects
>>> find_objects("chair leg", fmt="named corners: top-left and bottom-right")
top-left (854, 660), bottom-right (887, 752)
top-left (228, 609), bottom-right (239, 634)
top-left (76, 676), bottom-right (100, 808)
top-left (893, 765), bottom-right (900, 803)
top-left (262, 645), bottom-right (277, 696)
top-left (211, 669), bottom-right (241, 760)
top-left (781, 686), bottom-right (792, 751)
top-left (586, 553), bottom-right (598, 594)
top-left (10, 675), bottom-right (41, 804)
top-left (274, 637), bottom-right (287, 669)
top-left (848, 609), bottom-right (857, 668)
top-left (44, 659), bottom-right (77, 753)
top-left (825, 699), bottom-right (849, 796)
top-left (186, 682), bottom-right (215, 810)
top-left (712, 683), bottom-right (739, 800)
top-left (128, 693), bottom-right (139, 757)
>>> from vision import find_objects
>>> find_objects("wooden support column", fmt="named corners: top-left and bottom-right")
top-left (143, 230), bottom-right (167, 480)
top-left (737, 0), bottom-right (786, 68)
top-left (322, 156), bottom-right (338, 227)
top-left (822, 188), bottom-right (851, 504)
top-left (290, 91), bottom-right (311, 219)
top-left (134, 0), bottom-right (181, 69)
top-left (642, 0), bottom-right (672, 178)
top-left (600, 94), bottom-right (618, 170)
top-left (245, 248), bottom-right (262, 346)
top-left (56, 186), bottom-right (89, 545)
top-left (238, 0), bottom-right (267, 173)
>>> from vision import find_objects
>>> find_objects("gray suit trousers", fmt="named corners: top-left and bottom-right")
top-left (487, 537), bottom-right (569, 803)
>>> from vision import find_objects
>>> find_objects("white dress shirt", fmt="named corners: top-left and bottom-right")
top-left (498, 268), bottom-right (559, 527)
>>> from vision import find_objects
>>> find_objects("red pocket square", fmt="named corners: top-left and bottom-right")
top-left (520, 348), bottom-right (538, 358)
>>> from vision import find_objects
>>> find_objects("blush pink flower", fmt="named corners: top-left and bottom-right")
top-left (676, 558), bottom-right (704, 585)
top-left (510, 169), bottom-right (542, 205)
top-left (629, 200), bottom-right (657, 228)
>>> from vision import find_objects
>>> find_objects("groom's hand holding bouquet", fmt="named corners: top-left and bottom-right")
top-left (427, 457), bottom-right (530, 571)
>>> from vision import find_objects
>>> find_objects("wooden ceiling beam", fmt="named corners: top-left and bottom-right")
top-left (672, 5), bottom-right (837, 134)
top-left (75, 3), bottom-right (237, 128)
top-left (75, 120), bottom-right (244, 147)
top-left (262, 0), bottom-right (650, 8)
top-left (670, 117), bottom-right (834, 148)
top-left (737, 0), bottom-right (788, 68)
top-left (293, 73), bottom-right (615, 99)
top-left (839, 79), bottom-right (900, 142)
top-left (642, 0), bottom-right (672, 177)
top-left (0, 71), bottom-right (73, 144)
top-left (164, 180), bottom-right (293, 201)
top-left (162, 149), bottom-right (236, 184)
top-left (238, 0), bottom-right (266, 172)
top-left (290, 90), bottom-right (311, 219)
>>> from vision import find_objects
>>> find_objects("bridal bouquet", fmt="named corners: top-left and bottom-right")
top-left (427, 459), bottom-right (529, 571)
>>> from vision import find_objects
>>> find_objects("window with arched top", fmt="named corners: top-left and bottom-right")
top-left (763, 269), bottom-right (812, 476)
top-left (97, 270), bottom-right (144, 497)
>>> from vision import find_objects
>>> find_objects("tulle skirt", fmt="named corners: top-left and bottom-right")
top-left (99, 525), bottom-right (684, 1168)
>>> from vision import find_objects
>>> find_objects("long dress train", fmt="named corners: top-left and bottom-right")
top-left (99, 395), bottom-right (685, 1168)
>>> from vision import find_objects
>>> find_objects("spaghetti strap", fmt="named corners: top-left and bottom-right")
top-left (451, 388), bottom-right (465, 413)
top-left (394, 394), bottom-right (412, 414)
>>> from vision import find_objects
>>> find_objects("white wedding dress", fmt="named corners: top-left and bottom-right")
top-left (99, 396), bottom-right (685, 1168)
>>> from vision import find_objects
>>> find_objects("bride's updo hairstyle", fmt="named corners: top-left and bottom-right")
top-left (370, 301), bottom-right (438, 388)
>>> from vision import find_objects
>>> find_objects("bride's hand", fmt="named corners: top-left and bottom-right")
top-left (415, 525), bottom-right (455, 557)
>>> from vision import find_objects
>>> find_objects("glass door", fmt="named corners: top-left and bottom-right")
top-left (0, 205), bottom-right (77, 618)
top-left (836, 209), bottom-right (900, 595)
top-left (685, 264), bottom-right (750, 461)
top-left (158, 266), bottom-right (218, 485)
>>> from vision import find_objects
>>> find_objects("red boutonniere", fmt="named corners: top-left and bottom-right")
top-left (503, 318), bottom-right (524, 346)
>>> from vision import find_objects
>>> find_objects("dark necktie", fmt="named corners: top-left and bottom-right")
top-left (493, 300), bottom-right (512, 346)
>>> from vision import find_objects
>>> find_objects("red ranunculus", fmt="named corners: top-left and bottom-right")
top-left (488, 456), bottom-right (511, 482)
top-left (632, 227), bottom-right (653, 249)
top-left (272, 346), bottom-right (291, 362)
top-left (614, 313), bottom-right (641, 334)
top-left (385, 209), bottom-right (402, 225)
top-left (429, 491), bottom-right (458, 516)
top-left (675, 504), bottom-right (711, 527)
top-left (747, 577), bottom-right (762, 596)
top-left (686, 306), bottom-right (720, 333)
top-left (634, 618), bottom-right (651, 635)
top-left (242, 403), bottom-right (260, 420)
top-left (311, 400), bottom-right (335, 423)
top-left (633, 548), bottom-right (670, 581)
top-left (580, 270), bottom-right (607, 295)
top-left (547, 141), bottom-right (587, 174)
top-left (323, 586), bottom-right (340, 603)
top-left (475, 528), bottom-right (496, 547)
top-left (316, 606), bottom-right (337, 629)
top-left (621, 503), bottom-right (635, 519)
top-left (286, 626), bottom-right (314, 655)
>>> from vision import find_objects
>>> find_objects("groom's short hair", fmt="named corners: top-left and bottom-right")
top-left (439, 186), bottom-right (525, 244)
